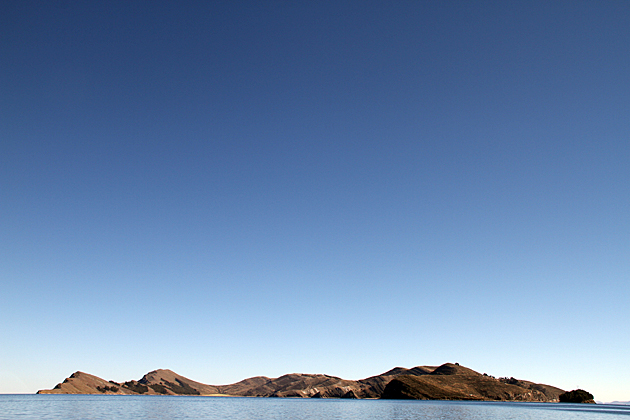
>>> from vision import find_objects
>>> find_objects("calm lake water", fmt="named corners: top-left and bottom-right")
top-left (2, 395), bottom-right (629, 420)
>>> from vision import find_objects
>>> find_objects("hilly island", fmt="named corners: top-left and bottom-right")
top-left (37, 363), bottom-right (579, 402)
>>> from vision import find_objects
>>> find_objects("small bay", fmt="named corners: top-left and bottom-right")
top-left (2, 395), bottom-right (629, 420)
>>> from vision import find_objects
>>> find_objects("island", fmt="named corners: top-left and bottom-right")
top-left (559, 389), bottom-right (596, 404)
top-left (37, 362), bottom-right (571, 402)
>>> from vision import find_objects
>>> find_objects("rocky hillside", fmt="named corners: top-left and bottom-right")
top-left (37, 369), bottom-right (222, 396)
top-left (381, 363), bottom-right (564, 401)
top-left (37, 371), bottom-right (136, 395)
top-left (217, 366), bottom-right (437, 398)
top-left (37, 363), bottom-right (564, 401)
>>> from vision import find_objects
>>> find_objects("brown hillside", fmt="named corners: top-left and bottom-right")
top-left (37, 372), bottom-right (135, 395)
top-left (381, 364), bottom-right (563, 402)
top-left (237, 366), bottom-right (438, 398)
top-left (356, 366), bottom-right (435, 398)
top-left (236, 373), bottom-right (360, 398)
top-left (217, 376), bottom-right (271, 395)
top-left (498, 377), bottom-right (564, 400)
top-left (430, 363), bottom-right (481, 376)
top-left (138, 369), bottom-right (220, 395)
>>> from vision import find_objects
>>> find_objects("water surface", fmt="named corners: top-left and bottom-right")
top-left (2, 395), bottom-right (629, 420)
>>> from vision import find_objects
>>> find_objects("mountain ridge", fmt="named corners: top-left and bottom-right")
top-left (37, 363), bottom-right (564, 401)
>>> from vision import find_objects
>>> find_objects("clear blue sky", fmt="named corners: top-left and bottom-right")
top-left (1, 0), bottom-right (628, 402)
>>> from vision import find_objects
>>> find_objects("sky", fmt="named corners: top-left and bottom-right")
top-left (1, 0), bottom-right (628, 403)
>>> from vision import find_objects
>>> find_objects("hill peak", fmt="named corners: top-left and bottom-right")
top-left (431, 363), bottom-right (482, 376)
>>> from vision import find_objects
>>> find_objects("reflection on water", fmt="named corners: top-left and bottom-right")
top-left (1, 395), bottom-right (629, 420)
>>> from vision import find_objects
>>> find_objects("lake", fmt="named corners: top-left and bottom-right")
top-left (2, 395), bottom-right (629, 420)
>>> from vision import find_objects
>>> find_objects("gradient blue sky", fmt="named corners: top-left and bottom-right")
top-left (1, 0), bottom-right (628, 402)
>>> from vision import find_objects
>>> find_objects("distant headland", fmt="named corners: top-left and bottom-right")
top-left (36, 362), bottom-right (585, 402)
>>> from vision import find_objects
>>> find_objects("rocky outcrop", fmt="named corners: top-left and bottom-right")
top-left (559, 389), bottom-right (595, 403)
